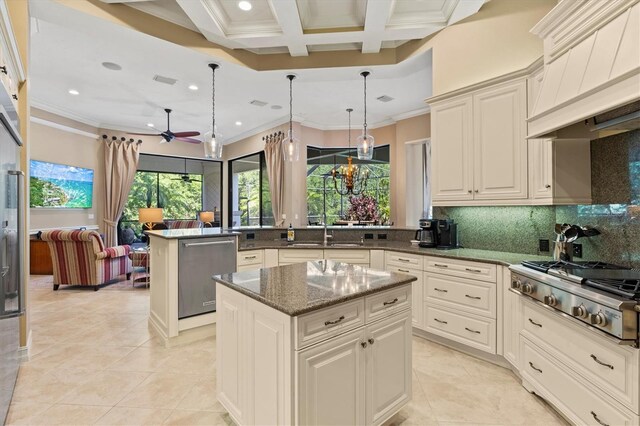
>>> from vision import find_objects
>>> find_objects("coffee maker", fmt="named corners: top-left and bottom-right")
top-left (416, 219), bottom-right (440, 248)
top-left (437, 219), bottom-right (458, 249)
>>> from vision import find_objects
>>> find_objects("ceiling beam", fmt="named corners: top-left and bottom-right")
top-left (268, 0), bottom-right (308, 57)
top-left (361, 0), bottom-right (393, 54)
top-left (175, 0), bottom-right (243, 49)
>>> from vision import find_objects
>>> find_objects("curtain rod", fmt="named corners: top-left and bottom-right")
top-left (100, 134), bottom-right (143, 144)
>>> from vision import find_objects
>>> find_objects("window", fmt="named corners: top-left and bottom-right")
top-left (307, 145), bottom-right (390, 225)
top-left (228, 152), bottom-right (273, 227)
top-left (121, 154), bottom-right (222, 241)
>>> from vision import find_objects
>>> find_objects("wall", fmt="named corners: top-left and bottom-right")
top-left (29, 108), bottom-right (212, 233)
top-left (434, 130), bottom-right (640, 268)
top-left (221, 114), bottom-right (430, 228)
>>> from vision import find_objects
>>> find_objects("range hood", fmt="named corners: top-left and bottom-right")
top-left (527, 0), bottom-right (640, 139)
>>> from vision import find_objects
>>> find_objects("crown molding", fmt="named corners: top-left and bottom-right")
top-left (30, 116), bottom-right (99, 139)
top-left (392, 106), bottom-right (430, 122)
top-left (31, 99), bottom-right (101, 128)
top-left (223, 116), bottom-right (291, 145)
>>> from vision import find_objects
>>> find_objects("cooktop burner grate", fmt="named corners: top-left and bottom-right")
top-left (586, 278), bottom-right (640, 300)
top-left (521, 260), bottom-right (626, 273)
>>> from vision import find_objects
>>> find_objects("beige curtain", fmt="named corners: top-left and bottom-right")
top-left (263, 131), bottom-right (285, 227)
top-left (103, 137), bottom-right (140, 247)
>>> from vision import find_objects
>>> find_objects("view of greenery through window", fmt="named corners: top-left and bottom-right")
top-left (229, 153), bottom-right (273, 227)
top-left (307, 146), bottom-right (391, 225)
top-left (121, 171), bottom-right (203, 237)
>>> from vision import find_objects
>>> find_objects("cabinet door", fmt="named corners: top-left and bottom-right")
top-left (473, 80), bottom-right (528, 200)
top-left (431, 96), bottom-right (474, 201)
top-left (297, 328), bottom-right (366, 425)
top-left (528, 138), bottom-right (554, 200)
top-left (503, 274), bottom-right (522, 368)
top-left (216, 286), bottom-right (245, 424)
top-left (365, 311), bottom-right (412, 426)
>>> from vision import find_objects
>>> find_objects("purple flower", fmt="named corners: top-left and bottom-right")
top-left (346, 195), bottom-right (380, 222)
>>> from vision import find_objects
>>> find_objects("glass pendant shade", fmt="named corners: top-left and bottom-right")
top-left (282, 129), bottom-right (300, 162)
top-left (356, 132), bottom-right (374, 160)
top-left (204, 134), bottom-right (223, 159)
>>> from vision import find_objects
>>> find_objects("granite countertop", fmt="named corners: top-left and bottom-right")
top-left (146, 228), bottom-right (239, 239)
top-left (213, 260), bottom-right (417, 316)
top-left (238, 240), bottom-right (552, 266)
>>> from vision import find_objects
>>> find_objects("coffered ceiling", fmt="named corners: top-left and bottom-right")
top-left (99, 0), bottom-right (485, 56)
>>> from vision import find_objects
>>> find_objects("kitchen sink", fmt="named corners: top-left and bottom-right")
top-left (288, 242), bottom-right (322, 247)
top-left (330, 243), bottom-right (363, 248)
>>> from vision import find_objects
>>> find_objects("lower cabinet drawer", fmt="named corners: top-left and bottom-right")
top-left (424, 257), bottom-right (497, 283)
top-left (424, 303), bottom-right (496, 354)
top-left (295, 299), bottom-right (365, 350)
top-left (522, 300), bottom-right (638, 412)
top-left (237, 250), bottom-right (263, 267)
top-left (365, 285), bottom-right (411, 323)
top-left (278, 249), bottom-right (324, 265)
top-left (521, 338), bottom-right (637, 426)
top-left (324, 249), bottom-right (370, 265)
top-left (424, 272), bottom-right (496, 319)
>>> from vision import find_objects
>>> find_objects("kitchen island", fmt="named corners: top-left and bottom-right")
top-left (213, 260), bottom-right (416, 426)
top-left (146, 228), bottom-right (238, 346)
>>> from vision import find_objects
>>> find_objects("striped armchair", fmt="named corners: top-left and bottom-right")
top-left (41, 230), bottom-right (133, 291)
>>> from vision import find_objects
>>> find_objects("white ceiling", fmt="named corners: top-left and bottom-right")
top-left (30, 0), bottom-right (434, 144)
top-left (106, 0), bottom-right (485, 56)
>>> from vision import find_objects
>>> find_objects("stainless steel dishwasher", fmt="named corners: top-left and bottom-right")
top-left (178, 236), bottom-right (237, 319)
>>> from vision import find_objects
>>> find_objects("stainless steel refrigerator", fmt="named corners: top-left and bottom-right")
top-left (0, 84), bottom-right (23, 424)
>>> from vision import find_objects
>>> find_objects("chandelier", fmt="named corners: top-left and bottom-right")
top-left (283, 74), bottom-right (300, 161)
top-left (204, 63), bottom-right (222, 159)
top-left (356, 71), bottom-right (375, 160)
top-left (331, 108), bottom-right (369, 196)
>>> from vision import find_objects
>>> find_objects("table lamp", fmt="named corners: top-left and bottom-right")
top-left (139, 208), bottom-right (163, 230)
top-left (199, 211), bottom-right (215, 227)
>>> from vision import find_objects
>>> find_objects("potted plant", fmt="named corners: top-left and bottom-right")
top-left (346, 195), bottom-right (380, 224)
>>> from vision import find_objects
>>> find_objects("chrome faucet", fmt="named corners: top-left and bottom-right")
top-left (323, 213), bottom-right (333, 245)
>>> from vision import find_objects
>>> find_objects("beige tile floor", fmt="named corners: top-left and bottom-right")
top-left (6, 277), bottom-right (568, 426)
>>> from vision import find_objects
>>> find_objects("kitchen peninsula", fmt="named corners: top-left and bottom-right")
top-left (214, 260), bottom-right (416, 426)
top-left (146, 228), bottom-right (238, 345)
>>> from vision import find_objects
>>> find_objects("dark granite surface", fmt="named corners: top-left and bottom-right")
top-left (213, 260), bottom-right (416, 316)
top-left (146, 228), bottom-right (239, 239)
top-left (238, 240), bottom-right (551, 266)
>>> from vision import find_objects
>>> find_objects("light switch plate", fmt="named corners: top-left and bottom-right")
top-left (88, 214), bottom-right (94, 219)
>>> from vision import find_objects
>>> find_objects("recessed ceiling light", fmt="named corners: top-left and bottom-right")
top-left (68, 89), bottom-right (79, 95)
top-left (147, 123), bottom-right (154, 127)
top-left (271, 105), bottom-right (282, 110)
top-left (235, 121), bottom-right (242, 126)
top-left (188, 84), bottom-right (198, 91)
top-left (238, 1), bottom-right (252, 11)
top-left (102, 62), bottom-right (122, 71)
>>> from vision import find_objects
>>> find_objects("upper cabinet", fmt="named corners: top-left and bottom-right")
top-left (0, 1), bottom-right (26, 110)
top-left (430, 78), bottom-right (528, 206)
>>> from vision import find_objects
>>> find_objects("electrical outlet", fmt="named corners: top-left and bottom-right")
top-left (88, 214), bottom-right (94, 220)
top-left (246, 233), bottom-right (255, 240)
top-left (573, 243), bottom-right (583, 258)
top-left (539, 239), bottom-right (550, 252)
top-left (364, 233), bottom-right (374, 240)
top-left (280, 232), bottom-right (287, 239)
top-left (378, 234), bottom-right (387, 240)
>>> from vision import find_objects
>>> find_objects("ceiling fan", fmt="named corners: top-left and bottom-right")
top-left (172, 158), bottom-right (202, 183)
top-left (129, 108), bottom-right (201, 144)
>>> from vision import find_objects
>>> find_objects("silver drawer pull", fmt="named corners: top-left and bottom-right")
top-left (383, 298), bottom-right (399, 306)
top-left (465, 327), bottom-right (480, 334)
top-left (465, 294), bottom-right (481, 300)
top-left (528, 318), bottom-right (542, 328)
top-left (397, 258), bottom-right (411, 263)
top-left (434, 318), bottom-right (448, 324)
top-left (465, 267), bottom-right (482, 273)
top-left (529, 361), bottom-right (542, 373)
top-left (398, 269), bottom-right (410, 273)
top-left (183, 240), bottom-right (234, 247)
top-left (590, 354), bottom-right (614, 370)
top-left (434, 288), bottom-right (448, 293)
top-left (591, 411), bottom-right (609, 426)
top-left (434, 263), bottom-right (448, 268)
top-left (244, 255), bottom-right (257, 260)
top-left (324, 315), bottom-right (345, 326)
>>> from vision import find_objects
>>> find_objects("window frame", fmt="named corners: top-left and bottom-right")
top-left (227, 151), bottom-right (272, 227)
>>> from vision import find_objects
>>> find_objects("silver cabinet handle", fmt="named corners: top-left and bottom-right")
top-left (368, 338), bottom-right (375, 345)
top-left (465, 268), bottom-right (482, 273)
top-left (360, 341), bottom-right (367, 348)
top-left (591, 411), bottom-right (609, 426)
top-left (324, 315), bottom-right (345, 326)
top-left (529, 362), bottom-right (542, 373)
top-left (467, 190), bottom-right (472, 194)
top-left (465, 294), bottom-right (481, 300)
top-left (590, 354), bottom-right (614, 370)
top-left (1, 266), bottom-right (8, 277)
top-left (434, 318), bottom-right (447, 324)
top-left (398, 269), bottom-right (410, 273)
top-left (383, 298), bottom-right (399, 306)
top-left (183, 240), bottom-right (234, 247)
top-left (434, 288), bottom-right (448, 293)
top-left (397, 258), bottom-right (411, 263)
top-left (244, 255), bottom-right (257, 260)
top-left (528, 318), bottom-right (542, 328)
top-left (434, 263), bottom-right (448, 268)
top-left (465, 327), bottom-right (480, 334)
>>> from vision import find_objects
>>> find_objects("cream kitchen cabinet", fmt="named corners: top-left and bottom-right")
top-left (431, 78), bottom-right (528, 205)
top-left (236, 250), bottom-right (264, 272)
top-left (323, 249), bottom-right (370, 266)
top-left (385, 252), bottom-right (424, 328)
top-left (278, 249), bottom-right (324, 265)
top-left (528, 138), bottom-right (592, 205)
top-left (502, 269), bottom-right (522, 368)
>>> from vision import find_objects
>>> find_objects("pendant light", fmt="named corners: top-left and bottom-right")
top-left (204, 63), bottom-right (223, 159)
top-left (356, 71), bottom-right (374, 160)
top-left (331, 108), bottom-right (369, 196)
top-left (283, 74), bottom-right (300, 162)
